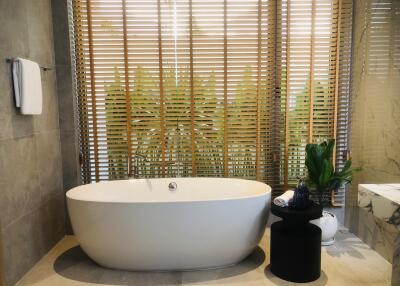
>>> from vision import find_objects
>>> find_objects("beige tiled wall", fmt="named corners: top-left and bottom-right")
top-left (345, 0), bottom-right (400, 239)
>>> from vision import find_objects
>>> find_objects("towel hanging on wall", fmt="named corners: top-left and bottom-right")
top-left (12, 58), bottom-right (43, 115)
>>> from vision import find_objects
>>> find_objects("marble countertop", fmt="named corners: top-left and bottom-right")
top-left (358, 184), bottom-right (400, 229)
top-left (360, 184), bottom-right (400, 205)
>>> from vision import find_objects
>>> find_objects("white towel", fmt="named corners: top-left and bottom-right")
top-left (12, 58), bottom-right (43, 115)
top-left (273, 190), bottom-right (294, 207)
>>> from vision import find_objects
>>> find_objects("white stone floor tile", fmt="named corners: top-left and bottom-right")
top-left (16, 228), bottom-right (392, 286)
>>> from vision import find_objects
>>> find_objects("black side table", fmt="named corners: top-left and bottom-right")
top-left (270, 202), bottom-right (322, 283)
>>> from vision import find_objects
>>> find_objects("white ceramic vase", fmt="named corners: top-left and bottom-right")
top-left (311, 211), bottom-right (338, 246)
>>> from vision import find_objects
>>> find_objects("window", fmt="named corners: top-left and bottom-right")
top-left (72, 0), bottom-right (352, 202)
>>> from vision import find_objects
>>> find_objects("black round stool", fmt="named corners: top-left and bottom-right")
top-left (270, 202), bottom-right (322, 283)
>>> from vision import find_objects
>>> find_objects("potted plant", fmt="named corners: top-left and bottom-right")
top-left (305, 139), bottom-right (353, 245)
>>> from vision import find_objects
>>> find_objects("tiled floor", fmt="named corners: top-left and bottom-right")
top-left (16, 228), bottom-right (392, 286)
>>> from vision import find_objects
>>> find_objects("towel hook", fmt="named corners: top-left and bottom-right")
top-left (5, 58), bottom-right (52, 71)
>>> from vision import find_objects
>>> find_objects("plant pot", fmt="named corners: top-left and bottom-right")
top-left (310, 211), bottom-right (338, 246)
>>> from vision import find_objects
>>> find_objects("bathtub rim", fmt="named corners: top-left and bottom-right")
top-left (66, 177), bottom-right (272, 204)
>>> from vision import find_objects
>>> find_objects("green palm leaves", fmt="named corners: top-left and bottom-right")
top-left (305, 139), bottom-right (353, 205)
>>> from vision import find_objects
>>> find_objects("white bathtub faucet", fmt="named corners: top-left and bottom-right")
top-left (127, 154), bottom-right (148, 179)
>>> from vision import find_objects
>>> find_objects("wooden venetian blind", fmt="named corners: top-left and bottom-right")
top-left (72, 0), bottom-right (275, 182)
top-left (72, 0), bottom-right (352, 203)
top-left (365, 0), bottom-right (400, 78)
top-left (276, 0), bottom-right (353, 204)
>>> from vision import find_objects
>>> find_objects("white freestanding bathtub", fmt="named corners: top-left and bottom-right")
top-left (66, 177), bottom-right (271, 271)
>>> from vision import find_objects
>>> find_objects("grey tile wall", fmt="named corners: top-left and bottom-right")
top-left (51, 0), bottom-right (82, 235)
top-left (51, 0), bottom-right (81, 193)
top-left (0, 0), bottom-right (67, 285)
